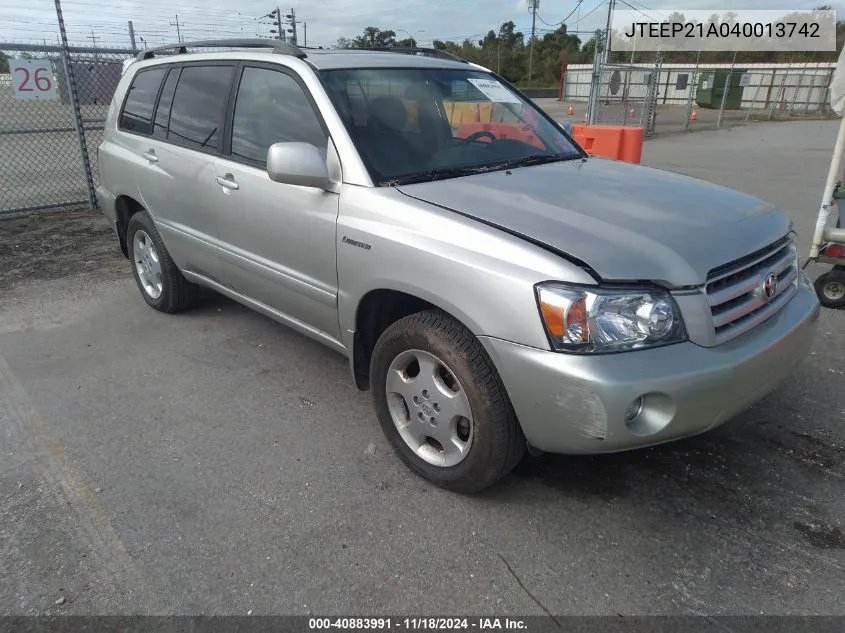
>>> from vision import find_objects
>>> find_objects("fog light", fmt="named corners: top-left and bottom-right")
top-left (624, 397), bottom-right (644, 424)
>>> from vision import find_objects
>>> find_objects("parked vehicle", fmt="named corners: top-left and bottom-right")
top-left (97, 40), bottom-right (821, 492)
top-left (809, 42), bottom-right (845, 310)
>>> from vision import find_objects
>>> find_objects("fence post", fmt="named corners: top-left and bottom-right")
top-left (55, 0), bottom-right (97, 209)
top-left (744, 69), bottom-right (765, 122)
top-left (717, 51), bottom-right (737, 129)
top-left (820, 68), bottom-right (835, 116)
top-left (768, 74), bottom-right (788, 120)
top-left (683, 50), bottom-right (701, 131)
top-left (787, 74), bottom-right (804, 118)
top-left (643, 50), bottom-right (662, 137)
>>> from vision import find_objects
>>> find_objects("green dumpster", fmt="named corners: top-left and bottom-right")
top-left (695, 69), bottom-right (747, 110)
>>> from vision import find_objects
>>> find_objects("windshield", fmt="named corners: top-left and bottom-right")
top-left (320, 67), bottom-right (584, 186)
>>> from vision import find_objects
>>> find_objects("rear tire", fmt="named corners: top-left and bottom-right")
top-left (126, 211), bottom-right (198, 313)
top-left (370, 309), bottom-right (525, 493)
top-left (815, 270), bottom-right (845, 309)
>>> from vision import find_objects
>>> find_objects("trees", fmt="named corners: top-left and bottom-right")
top-left (335, 14), bottom-right (845, 86)
top-left (341, 26), bottom-right (397, 48)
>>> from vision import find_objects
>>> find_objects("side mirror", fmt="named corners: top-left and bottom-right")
top-left (266, 142), bottom-right (331, 190)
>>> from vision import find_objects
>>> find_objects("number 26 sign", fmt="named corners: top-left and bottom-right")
top-left (11, 58), bottom-right (58, 101)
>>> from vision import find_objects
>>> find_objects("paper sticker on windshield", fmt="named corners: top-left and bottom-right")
top-left (467, 78), bottom-right (521, 104)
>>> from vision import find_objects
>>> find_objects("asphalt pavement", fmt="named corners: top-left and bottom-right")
top-left (1, 120), bottom-right (843, 616)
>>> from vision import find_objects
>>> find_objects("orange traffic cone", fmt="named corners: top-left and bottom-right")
top-left (690, 108), bottom-right (698, 121)
top-left (567, 104), bottom-right (574, 116)
top-left (628, 107), bottom-right (635, 118)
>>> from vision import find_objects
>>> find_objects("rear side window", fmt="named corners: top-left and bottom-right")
top-left (119, 67), bottom-right (166, 135)
top-left (167, 65), bottom-right (234, 152)
top-left (230, 67), bottom-right (327, 165)
top-left (153, 67), bottom-right (180, 139)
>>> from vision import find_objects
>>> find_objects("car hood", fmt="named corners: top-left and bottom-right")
top-left (395, 158), bottom-right (792, 287)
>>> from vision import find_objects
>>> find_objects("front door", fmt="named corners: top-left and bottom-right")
top-left (214, 64), bottom-right (341, 343)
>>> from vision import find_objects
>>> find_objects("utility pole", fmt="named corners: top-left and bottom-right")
top-left (170, 14), bottom-right (183, 42)
top-left (268, 7), bottom-right (285, 41)
top-left (128, 20), bottom-right (137, 50)
top-left (527, 0), bottom-right (538, 81)
top-left (602, 0), bottom-right (615, 64)
top-left (497, 38), bottom-right (501, 74)
top-left (87, 29), bottom-right (99, 59)
top-left (303, 21), bottom-right (307, 46)
top-left (289, 8), bottom-right (297, 45)
top-left (587, 27), bottom-right (603, 124)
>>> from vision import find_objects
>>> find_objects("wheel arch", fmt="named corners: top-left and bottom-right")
top-left (114, 194), bottom-right (146, 258)
top-left (350, 286), bottom-right (486, 391)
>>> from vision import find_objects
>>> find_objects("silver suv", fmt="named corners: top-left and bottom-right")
top-left (97, 39), bottom-right (820, 492)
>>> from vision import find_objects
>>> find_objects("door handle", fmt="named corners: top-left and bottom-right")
top-left (142, 149), bottom-right (158, 163)
top-left (216, 175), bottom-right (239, 190)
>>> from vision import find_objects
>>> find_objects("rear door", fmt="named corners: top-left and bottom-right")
top-left (213, 64), bottom-right (341, 342)
top-left (134, 63), bottom-right (235, 282)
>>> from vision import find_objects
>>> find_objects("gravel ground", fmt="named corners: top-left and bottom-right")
top-left (0, 209), bottom-right (125, 291)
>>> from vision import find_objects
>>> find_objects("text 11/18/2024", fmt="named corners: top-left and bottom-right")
top-left (309, 618), bottom-right (527, 630)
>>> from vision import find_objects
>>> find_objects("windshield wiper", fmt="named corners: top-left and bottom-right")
top-left (385, 166), bottom-right (489, 186)
top-left (488, 153), bottom-right (580, 170)
top-left (386, 154), bottom-right (580, 186)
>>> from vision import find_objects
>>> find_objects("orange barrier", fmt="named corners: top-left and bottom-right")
top-left (569, 124), bottom-right (643, 164)
top-left (456, 122), bottom-right (545, 150)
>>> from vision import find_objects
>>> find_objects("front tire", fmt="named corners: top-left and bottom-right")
top-left (370, 310), bottom-right (525, 493)
top-left (126, 211), bottom-right (198, 313)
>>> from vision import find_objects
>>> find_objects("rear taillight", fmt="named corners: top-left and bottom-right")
top-left (822, 243), bottom-right (845, 258)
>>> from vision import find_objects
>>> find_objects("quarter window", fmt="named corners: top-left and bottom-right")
top-left (167, 65), bottom-right (234, 151)
top-left (230, 67), bottom-right (327, 165)
top-left (119, 67), bottom-right (166, 135)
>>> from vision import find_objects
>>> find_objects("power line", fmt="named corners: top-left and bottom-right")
top-left (578, 0), bottom-right (609, 25)
top-left (536, 0), bottom-right (582, 28)
top-left (617, 0), bottom-right (660, 22)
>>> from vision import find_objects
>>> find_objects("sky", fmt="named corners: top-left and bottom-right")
top-left (0, 0), bottom-right (842, 50)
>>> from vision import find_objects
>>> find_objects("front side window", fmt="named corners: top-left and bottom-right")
top-left (230, 67), bottom-right (327, 165)
top-left (320, 67), bottom-right (582, 185)
top-left (119, 67), bottom-right (166, 135)
top-left (167, 65), bottom-right (234, 151)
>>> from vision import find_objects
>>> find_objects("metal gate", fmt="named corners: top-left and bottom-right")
top-left (591, 57), bottom-right (663, 137)
top-left (0, 43), bottom-right (136, 216)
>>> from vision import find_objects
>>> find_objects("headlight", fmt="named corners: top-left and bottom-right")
top-left (536, 282), bottom-right (687, 353)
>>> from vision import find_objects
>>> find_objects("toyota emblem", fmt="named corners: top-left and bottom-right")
top-left (762, 273), bottom-right (778, 300)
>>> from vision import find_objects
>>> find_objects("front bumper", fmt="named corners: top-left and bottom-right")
top-left (480, 279), bottom-right (821, 454)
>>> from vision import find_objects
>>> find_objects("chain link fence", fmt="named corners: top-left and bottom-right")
top-left (0, 43), bottom-right (136, 216)
top-left (559, 60), bottom-right (836, 137)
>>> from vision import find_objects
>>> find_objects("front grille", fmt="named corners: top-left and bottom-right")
top-left (705, 236), bottom-right (798, 345)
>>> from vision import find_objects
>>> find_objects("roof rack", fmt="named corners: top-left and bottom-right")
top-left (136, 38), bottom-right (306, 61)
top-left (367, 47), bottom-right (469, 64)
